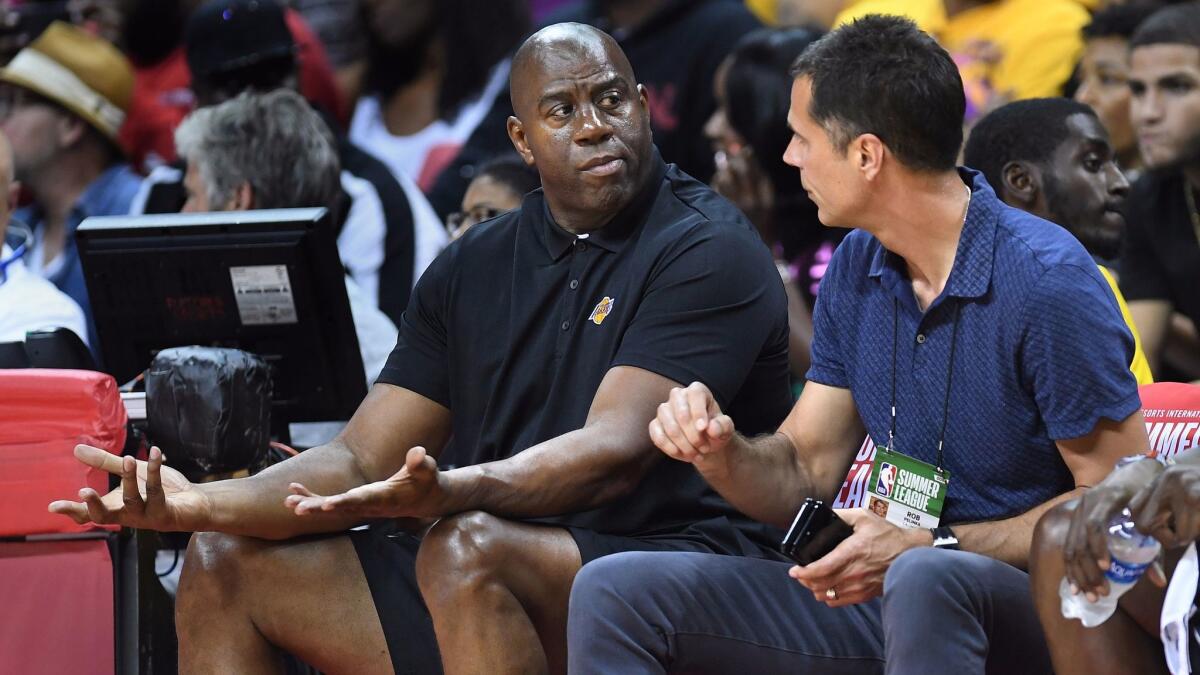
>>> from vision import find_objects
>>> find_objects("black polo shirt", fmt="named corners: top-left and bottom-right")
top-left (377, 152), bottom-right (791, 540)
top-left (1120, 172), bottom-right (1200, 330)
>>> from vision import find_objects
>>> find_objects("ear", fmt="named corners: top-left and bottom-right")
top-left (636, 83), bottom-right (650, 115)
top-left (227, 181), bottom-right (255, 211)
top-left (507, 115), bottom-right (535, 167)
top-left (1000, 161), bottom-right (1040, 209)
top-left (856, 133), bottom-right (886, 181)
top-left (56, 115), bottom-right (87, 149)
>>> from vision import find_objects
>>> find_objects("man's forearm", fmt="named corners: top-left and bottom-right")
top-left (953, 488), bottom-right (1084, 569)
top-left (700, 432), bottom-right (816, 529)
top-left (436, 425), bottom-right (660, 519)
top-left (195, 440), bottom-right (373, 539)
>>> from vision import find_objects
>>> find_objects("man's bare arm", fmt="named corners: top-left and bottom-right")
top-left (434, 366), bottom-right (684, 518)
top-left (206, 384), bottom-right (452, 538)
top-left (949, 412), bottom-right (1150, 569)
top-left (1128, 300), bottom-right (1172, 374)
top-left (51, 384), bottom-right (452, 540)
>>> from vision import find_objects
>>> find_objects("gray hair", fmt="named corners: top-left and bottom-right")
top-left (174, 89), bottom-right (340, 211)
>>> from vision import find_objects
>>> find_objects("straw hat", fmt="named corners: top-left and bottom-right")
top-left (0, 22), bottom-right (134, 141)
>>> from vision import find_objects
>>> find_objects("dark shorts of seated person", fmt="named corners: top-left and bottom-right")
top-left (347, 516), bottom-right (781, 675)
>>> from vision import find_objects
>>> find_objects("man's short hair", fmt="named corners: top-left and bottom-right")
top-left (788, 14), bottom-right (964, 172)
top-left (1083, 2), bottom-right (1163, 41)
top-left (962, 98), bottom-right (1098, 196)
top-left (1130, 2), bottom-right (1200, 50)
top-left (174, 88), bottom-right (340, 212)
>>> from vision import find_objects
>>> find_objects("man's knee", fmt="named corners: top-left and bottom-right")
top-left (415, 510), bottom-right (509, 597)
top-left (1031, 500), bottom-right (1075, 574)
top-left (569, 552), bottom-right (676, 633)
top-left (883, 547), bottom-right (976, 614)
top-left (177, 532), bottom-right (266, 615)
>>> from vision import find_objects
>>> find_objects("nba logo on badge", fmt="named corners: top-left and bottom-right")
top-left (876, 463), bottom-right (897, 497)
top-left (589, 297), bottom-right (615, 325)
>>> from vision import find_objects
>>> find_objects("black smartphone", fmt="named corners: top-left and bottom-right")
top-left (780, 497), bottom-right (855, 565)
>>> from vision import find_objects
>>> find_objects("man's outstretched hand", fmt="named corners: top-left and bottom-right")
top-left (48, 444), bottom-right (207, 531)
top-left (285, 446), bottom-right (447, 519)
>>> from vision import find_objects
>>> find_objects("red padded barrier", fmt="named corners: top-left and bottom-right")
top-left (0, 369), bottom-right (127, 536)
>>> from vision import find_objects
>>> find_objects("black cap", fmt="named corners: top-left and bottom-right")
top-left (185, 0), bottom-right (294, 79)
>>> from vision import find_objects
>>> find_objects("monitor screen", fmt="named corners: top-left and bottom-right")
top-left (77, 208), bottom-right (367, 424)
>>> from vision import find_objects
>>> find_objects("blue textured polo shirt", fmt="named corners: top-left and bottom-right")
top-left (807, 169), bottom-right (1140, 524)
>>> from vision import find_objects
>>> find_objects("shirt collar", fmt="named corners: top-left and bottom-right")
top-left (76, 164), bottom-right (135, 224)
top-left (868, 168), bottom-right (999, 302)
top-left (535, 148), bottom-right (668, 261)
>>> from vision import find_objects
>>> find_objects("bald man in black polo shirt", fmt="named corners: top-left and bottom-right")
top-left (49, 23), bottom-right (790, 674)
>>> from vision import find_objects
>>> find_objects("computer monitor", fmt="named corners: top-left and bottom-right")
top-left (77, 207), bottom-right (367, 425)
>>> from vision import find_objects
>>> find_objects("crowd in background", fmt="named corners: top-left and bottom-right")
top-left (0, 0), bottom-right (1196, 390)
top-left (3, 0), bottom-right (1200, 672)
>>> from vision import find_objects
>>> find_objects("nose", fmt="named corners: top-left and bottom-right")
top-left (1106, 162), bottom-right (1130, 197)
top-left (1075, 79), bottom-right (1097, 107)
top-left (783, 137), bottom-right (802, 169)
top-left (1132, 88), bottom-right (1163, 127)
top-left (574, 102), bottom-right (613, 146)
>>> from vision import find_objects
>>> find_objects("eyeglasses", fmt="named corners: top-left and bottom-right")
top-left (446, 206), bottom-right (505, 236)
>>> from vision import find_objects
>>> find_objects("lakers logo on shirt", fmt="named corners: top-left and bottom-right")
top-left (589, 297), bottom-right (614, 325)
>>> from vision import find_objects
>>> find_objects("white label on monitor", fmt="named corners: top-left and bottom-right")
top-left (229, 265), bottom-right (298, 325)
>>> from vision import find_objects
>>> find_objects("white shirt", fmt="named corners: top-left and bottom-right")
top-left (0, 244), bottom-right (88, 345)
top-left (349, 60), bottom-right (510, 189)
top-left (338, 171), bottom-right (387, 305)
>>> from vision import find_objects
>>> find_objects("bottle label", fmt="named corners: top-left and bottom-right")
top-left (1105, 558), bottom-right (1151, 584)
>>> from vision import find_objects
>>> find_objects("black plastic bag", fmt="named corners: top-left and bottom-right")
top-left (146, 346), bottom-right (271, 478)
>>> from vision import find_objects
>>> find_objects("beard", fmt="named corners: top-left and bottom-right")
top-left (364, 28), bottom-right (436, 100)
top-left (1043, 174), bottom-right (1124, 261)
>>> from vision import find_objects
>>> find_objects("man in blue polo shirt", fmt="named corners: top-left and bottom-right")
top-left (566, 15), bottom-right (1149, 674)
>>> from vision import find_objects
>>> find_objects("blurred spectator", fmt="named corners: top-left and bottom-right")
top-left (1120, 3), bottom-right (1200, 379)
top-left (0, 130), bottom-right (86, 346)
top-left (424, 0), bottom-right (762, 220)
top-left (117, 0), bottom-right (345, 172)
top-left (0, 21), bottom-right (140, 349)
top-left (286, 0), bottom-right (367, 103)
top-left (1075, 2), bottom-right (1163, 181)
top-left (705, 26), bottom-right (836, 380)
top-left (963, 97), bottom-right (1153, 385)
top-left (349, 0), bottom-right (530, 281)
top-left (445, 154), bottom-right (539, 240)
top-left (350, 0), bottom-right (530, 191)
top-left (173, 88), bottom-right (396, 393)
top-left (0, 1), bottom-right (69, 63)
top-left (834, 0), bottom-right (1090, 119)
top-left (132, 0), bottom-right (427, 324)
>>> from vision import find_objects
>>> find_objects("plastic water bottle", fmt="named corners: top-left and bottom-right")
top-left (1060, 509), bottom-right (1161, 627)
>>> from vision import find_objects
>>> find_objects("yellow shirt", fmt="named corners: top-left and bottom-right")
top-left (833, 0), bottom-right (1088, 109)
top-left (1099, 266), bottom-right (1155, 386)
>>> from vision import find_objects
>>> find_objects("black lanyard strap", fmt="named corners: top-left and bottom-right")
top-left (888, 296), bottom-right (962, 470)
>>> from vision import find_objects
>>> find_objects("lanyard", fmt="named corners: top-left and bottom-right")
top-left (885, 181), bottom-right (972, 471)
top-left (887, 297), bottom-right (962, 470)
top-left (0, 239), bottom-right (26, 286)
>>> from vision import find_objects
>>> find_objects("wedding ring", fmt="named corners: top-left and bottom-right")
top-left (825, 587), bottom-right (838, 601)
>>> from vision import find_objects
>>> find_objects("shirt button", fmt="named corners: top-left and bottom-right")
top-left (569, 279), bottom-right (579, 290)
top-left (577, 242), bottom-right (588, 252)
top-left (916, 334), bottom-right (927, 344)
top-left (561, 320), bottom-right (571, 331)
